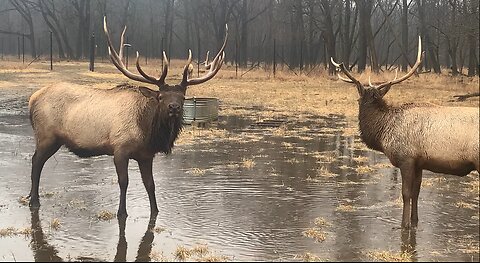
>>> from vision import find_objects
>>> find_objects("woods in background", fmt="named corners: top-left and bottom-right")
top-left (0, 0), bottom-right (478, 76)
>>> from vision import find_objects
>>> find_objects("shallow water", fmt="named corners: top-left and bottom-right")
top-left (0, 88), bottom-right (478, 262)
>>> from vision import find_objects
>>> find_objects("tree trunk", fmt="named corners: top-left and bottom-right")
top-left (356, 0), bottom-right (368, 72)
top-left (401, 0), bottom-right (408, 72)
top-left (38, 1), bottom-right (65, 59)
top-left (9, 0), bottom-right (36, 58)
top-left (320, 0), bottom-right (336, 75)
top-left (417, 0), bottom-right (441, 73)
top-left (341, 0), bottom-right (352, 68)
top-left (239, 0), bottom-right (248, 67)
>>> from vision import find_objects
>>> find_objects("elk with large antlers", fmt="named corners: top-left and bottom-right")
top-left (27, 17), bottom-right (228, 217)
top-left (331, 37), bottom-right (479, 229)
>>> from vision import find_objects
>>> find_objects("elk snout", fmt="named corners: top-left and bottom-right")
top-left (168, 103), bottom-right (182, 117)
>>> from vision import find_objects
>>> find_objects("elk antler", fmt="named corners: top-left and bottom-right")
top-left (104, 16), bottom-right (168, 87)
top-left (369, 36), bottom-right (424, 90)
top-left (330, 57), bottom-right (362, 87)
top-left (180, 24), bottom-right (228, 87)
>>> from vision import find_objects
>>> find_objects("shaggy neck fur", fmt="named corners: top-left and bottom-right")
top-left (358, 99), bottom-right (396, 152)
top-left (150, 113), bottom-right (183, 155)
top-left (116, 84), bottom-right (184, 155)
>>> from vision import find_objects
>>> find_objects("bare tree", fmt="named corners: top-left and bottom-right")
top-left (7, 0), bottom-right (36, 58)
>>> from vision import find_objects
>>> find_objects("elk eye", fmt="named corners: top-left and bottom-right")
top-left (157, 95), bottom-right (163, 101)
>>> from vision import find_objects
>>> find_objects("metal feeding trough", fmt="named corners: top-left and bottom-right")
top-left (183, 97), bottom-right (219, 124)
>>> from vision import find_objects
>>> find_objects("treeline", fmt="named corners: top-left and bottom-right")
top-left (0, 0), bottom-right (478, 76)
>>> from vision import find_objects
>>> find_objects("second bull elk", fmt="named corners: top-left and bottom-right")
top-left (27, 17), bottom-right (228, 217)
top-left (331, 37), bottom-right (479, 229)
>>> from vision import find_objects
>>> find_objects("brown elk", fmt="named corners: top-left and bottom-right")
top-left (331, 37), bottom-right (480, 229)
top-left (27, 17), bottom-right (228, 217)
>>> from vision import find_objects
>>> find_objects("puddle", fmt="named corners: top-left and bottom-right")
top-left (0, 88), bottom-right (478, 261)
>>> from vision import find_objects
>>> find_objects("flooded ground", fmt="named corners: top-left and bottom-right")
top-left (0, 87), bottom-right (478, 262)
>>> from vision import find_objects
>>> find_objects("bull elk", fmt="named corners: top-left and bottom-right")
top-left (331, 37), bottom-right (479, 229)
top-left (27, 17), bottom-right (228, 217)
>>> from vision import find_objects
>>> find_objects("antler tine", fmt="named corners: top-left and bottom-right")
top-left (158, 51), bottom-right (169, 85)
top-left (104, 16), bottom-right (157, 85)
top-left (204, 51), bottom-right (211, 70)
top-left (181, 49), bottom-right (193, 85)
top-left (182, 24), bottom-right (228, 87)
top-left (338, 74), bottom-right (354, 83)
top-left (136, 51), bottom-right (158, 83)
top-left (330, 57), bottom-right (361, 85)
top-left (372, 36), bottom-right (424, 89)
top-left (118, 26), bottom-right (126, 60)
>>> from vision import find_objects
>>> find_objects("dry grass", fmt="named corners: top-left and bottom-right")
top-left (352, 156), bottom-right (370, 163)
top-left (174, 245), bottom-right (192, 261)
top-left (152, 226), bottom-right (166, 234)
top-left (335, 203), bottom-right (356, 212)
top-left (189, 168), bottom-right (206, 176)
top-left (18, 195), bottom-right (29, 206)
top-left (366, 250), bottom-right (414, 262)
top-left (462, 179), bottom-right (480, 193)
top-left (1, 59), bottom-right (477, 122)
top-left (173, 243), bottom-right (229, 262)
top-left (0, 227), bottom-right (32, 237)
top-left (196, 255), bottom-right (230, 262)
top-left (422, 177), bottom-right (447, 188)
top-left (303, 216), bottom-right (330, 243)
top-left (0, 227), bottom-right (16, 237)
top-left (294, 252), bottom-right (324, 262)
top-left (241, 158), bottom-right (256, 169)
top-left (50, 218), bottom-right (61, 230)
top-left (97, 210), bottom-right (116, 221)
top-left (455, 201), bottom-right (477, 210)
top-left (316, 166), bottom-right (338, 178)
top-left (355, 165), bottom-right (376, 174)
top-left (40, 191), bottom-right (55, 198)
top-left (150, 250), bottom-right (170, 262)
top-left (303, 228), bottom-right (327, 242)
top-left (313, 217), bottom-right (330, 227)
top-left (312, 152), bottom-right (337, 163)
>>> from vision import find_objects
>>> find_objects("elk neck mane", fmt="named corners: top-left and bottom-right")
top-left (358, 98), bottom-right (434, 153)
top-left (150, 111), bottom-right (183, 155)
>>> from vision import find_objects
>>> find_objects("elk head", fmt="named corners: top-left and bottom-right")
top-left (103, 16), bottom-right (227, 118)
top-left (331, 36), bottom-right (424, 106)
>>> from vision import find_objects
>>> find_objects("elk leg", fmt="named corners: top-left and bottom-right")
top-left (138, 158), bottom-right (159, 215)
top-left (400, 161), bottom-right (415, 229)
top-left (29, 139), bottom-right (61, 208)
top-left (411, 167), bottom-right (423, 227)
top-left (114, 154), bottom-right (129, 218)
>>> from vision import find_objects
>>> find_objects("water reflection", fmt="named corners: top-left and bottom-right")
top-left (401, 229), bottom-right (417, 260)
top-left (30, 207), bottom-right (159, 262)
top-left (30, 208), bottom-right (62, 262)
top-left (0, 91), bottom-right (478, 262)
top-left (115, 213), bottom-right (158, 262)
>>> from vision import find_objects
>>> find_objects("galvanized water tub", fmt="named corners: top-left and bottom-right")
top-left (183, 97), bottom-right (219, 124)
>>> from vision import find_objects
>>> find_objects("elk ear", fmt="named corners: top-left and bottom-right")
top-left (377, 84), bottom-right (392, 98)
top-left (138, 87), bottom-right (158, 99)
